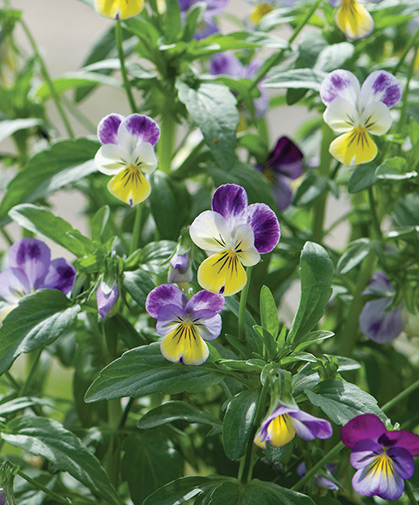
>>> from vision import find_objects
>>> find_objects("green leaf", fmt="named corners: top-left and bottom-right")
top-left (314, 42), bottom-right (354, 72)
top-left (337, 238), bottom-right (372, 274)
top-left (176, 80), bottom-right (239, 169)
top-left (288, 242), bottom-right (333, 344)
top-left (126, 240), bottom-right (177, 273)
top-left (348, 163), bottom-right (377, 194)
top-left (164, 0), bottom-right (181, 42)
top-left (293, 174), bottom-right (328, 206)
top-left (35, 72), bottom-right (121, 99)
top-left (375, 156), bottom-right (416, 180)
top-left (0, 290), bottom-right (80, 375)
top-left (294, 330), bottom-right (334, 352)
top-left (263, 68), bottom-right (326, 90)
top-left (138, 400), bottom-right (222, 433)
top-left (306, 379), bottom-right (386, 425)
top-left (180, 2), bottom-right (206, 41)
top-left (223, 390), bottom-right (259, 460)
top-left (123, 269), bottom-right (155, 307)
top-left (2, 416), bottom-right (121, 505)
top-left (9, 204), bottom-right (96, 257)
top-left (0, 397), bottom-right (53, 416)
top-left (0, 118), bottom-right (42, 143)
top-left (224, 297), bottom-right (263, 355)
top-left (85, 343), bottom-right (225, 402)
top-left (243, 480), bottom-right (316, 505)
top-left (260, 286), bottom-right (280, 339)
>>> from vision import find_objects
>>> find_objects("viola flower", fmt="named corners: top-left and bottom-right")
top-left (330, 0), bottom-right (383, 41)
top-left (0, 239), bottom-right (76, 323)
top-left (189, 184), bottom-right (280, 296)
top-left (145, 284), bottom-right (225, 365)
top-left (97, 281), bottom-right (119, 318)
top-left (254, 406), bottom-right (333, 448)
top-left (179, 0), bottom-right (228, 40)
top-left (95, 113), bottom-right (160, 207)
top-left (341, 413), bottom-right (419, 500)
top-left (359, 271), bottom-right (403, 344)
top-left (247, 0), bottom-right (296, 26)
top-left (257, 136), bottom-right (304, 211)
top-left (94, 0), bottom-right (144, 19)
top-left (320, 69), bottom-right (402, 166)
top-left (168, 252), bottom-right (193, 284)
top-left (297, 462), bottom-right (339, 491)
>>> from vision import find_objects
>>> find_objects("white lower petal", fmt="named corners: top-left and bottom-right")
top-left (361, 101), bottom-right (393, 136)
top-left (95, 144), bottom-right (130, 175)
top-left (190, 211), bottom-right (231, 253)
top-left (323, 97), bottom-right (360, 133)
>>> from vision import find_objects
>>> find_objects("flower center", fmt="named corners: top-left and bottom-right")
top-left (371, 452), bottom-right (394, 478)
top-left (267, 413), bottom-right (296, 447)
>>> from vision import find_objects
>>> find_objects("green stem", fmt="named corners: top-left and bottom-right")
top-left (115, 19), bottom-right (137, 113)
top-left (381, 378), bottom-right (419, 412)
top-left (1, 227), bottom-right (13, 246)
top-left (249, 0), bottom-right (322, 92)
top-left (393, 26), bottom-right (419, 75)
top-left (367, 187), bottom-right (382, 240)
top-left (119, 397), bottom-right (134, 430)
top-left (238, 267), bottom-right (253, 341)
top-left (17, 469), bottom-right (71, 505)
top-left (405, 481), bottom-right (419, 505)
top-left (157, 113), bottom-right (176, 174)
top-left (130, 204), bottom-right (143, 254)
top-left (19, 348), bottom-right (43, 396)
top-left (397, 46), bottom-right (418, 134)
top-left (61, 95), bottom-right (97, 134)
top-left (20, 19), bottom-right (74, 138)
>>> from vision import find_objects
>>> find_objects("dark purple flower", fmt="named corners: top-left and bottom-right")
top-left (341, 414), bottom-right (419, 501)
top-left (97, 281), bottom-right (119, 318)
top-left (359, 271), bottom-right (403, 343)
top-left (297, 462), bottom-right (339, 490)
top-left (179, 0), bottom-right (228, 39)
top-left (254, 405), bottom-right (333, 448)
top-left (0, 239), bottom-right (76, 322)
top-left (146, 284), bottom-right (225, 365)
top-left (168, 252), bottom-right (193, 284)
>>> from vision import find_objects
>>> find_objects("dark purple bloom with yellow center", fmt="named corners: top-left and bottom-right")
top-left (0, 239), bottom-right (76, 322)
top-left (342, 414), bottom-right (419, 500)
top-left (146, 284), bottom-right (225, 365)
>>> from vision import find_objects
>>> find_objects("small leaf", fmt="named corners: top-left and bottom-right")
top-left (123, 269), bottom-right (155, 307)
top-left (376, 156), bottom-right (415, 180)
top-left (293, 174), bottom-right (328, 206)
top-left (348, 163), bottom-right (377, 194)
top-left (337, 239), bottom-right (372, 274)
top-left (260, 286), bottom-right (279, 339)
top-left (0, 118), bottom-right (42, 143)
top-left (264, 68), bottom-right (326, 90)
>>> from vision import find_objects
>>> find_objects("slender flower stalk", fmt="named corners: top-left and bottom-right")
top-left (115, 19), bottom-right (137, 113)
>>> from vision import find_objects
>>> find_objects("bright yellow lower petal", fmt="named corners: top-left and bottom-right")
top-left (336, 0), bottom-right (374, 40)
top-left (329, 127), bottom-right (377, 166)
top-left (249, 4), bottom-right (273, 24)
top-left (160, 323), bottom-right (209, 365)
top-left (197, 249), bottom-right (247, 296)
top-left (254, 433), bottom-right (266, 449)
top-left (107, 165), bottom-right (150, 206)
top-left (267, 414), bottom-right (296, 447)
top-left (94, 0), bottom-right (143, 19)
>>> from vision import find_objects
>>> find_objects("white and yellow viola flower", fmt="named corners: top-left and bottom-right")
top-left (94, 0), bottom-right (144, 19)
top-left (95, 113), bottom-right (160, 206)
top-left (190, 184), bottom-right (280, 296)
top-left (330, 0), bottom-right (383, 40)
top-left (320, 69), bottom-right (402, 166)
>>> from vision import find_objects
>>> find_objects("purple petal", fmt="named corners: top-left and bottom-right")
top-left (341, 414), bottom-right (386, 449)
top-left (289, 409), bottom-right (333, 440)
top-left (253, 88), bottom-right (269, 119)
top-left (352, 459), bottom-right (405, 500)
top-left (359, 298), bottom-right (403, 343)
top-left (246, 203), bottom-right (280, 254)
top-left (122, 114), bottom-right (160, 146)
top-left (242, 60), bottom-right (261, 80)
top-left (203, 0), bottom-right (228, 16)
top-left (195, 313), bottom-right (222, 341)
top-left (297, 462), bottom-right (306, 477)
top-left (145, 284), bottom-right (187, 319)
top-left (0, 267), bottom-right (30, 303)
top-left (184, 290), bottom-right (225, 317)
top-left (97, 114), bottom-right (124, 145)
top-left (271, 175), bottom-right (293, 211)
top-left (212, 184), bottom-right (248, 221)
top-left (320, 69), bottom-right (360, 106)
top-left (363, 270), bottom-right (394, 295)
top-left (378, 430), bottom-right (419, 457)
top-left (359, 71), bottom-right (402, 109)
top-left (168, 253), bottom-right (193, 283)
top-left (40, 258), bottom-right (76, 294)
top-left (9, 239), bottom-right (51, 291)
top-left (315, 475), bottom-right (339, 491)
top-left (97, 282), bottom-right (119, 318)
top-left (179, 0), bottom-right (192, 10)
top-left (350, 439), bottom-right (382, 469)
top-left (156, 304), bottom-right (187, 335)
top-left (388, 446), bottom-right (415, 480)
top-left (266, 137), bottom-right (304, 179)
top-left (194, 17), bottom-right (219, 40)
top-left (329, 0), bottom-right (341, 6)
top-left (209, 53), bottom-right (244, 77)
top-left (170, 253), bottom-right (190, 274)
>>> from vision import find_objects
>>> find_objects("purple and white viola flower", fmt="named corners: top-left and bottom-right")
top-left (210, 52), bottom-right (268, 118)
top-left (341, 414), bottom-right (419, 500)
top-left (320, 69), bottom-right (402, 166)
top-left (297, 462), bottom-right (339, 491)
top-left (97, 281), bottom-right (119, 318)
top-left (190, 184), bottom-right (280, 296)
top-left (146, 284), bottom-right (225, 365)
top-left (257, 136), bottom-right (304, 211)
top-left (179, 0), bottom-right (228, 40)
top-left (168, 252), bottom-right (193, 284)
top-left (330, 0), bottom-right (383, 41)
top-left (0, 239), bottom-right (76, 323)
top-left (359, 270), bottom-right (403, 344)
top-left (94, 113), bottom-right (160, 207)
top-left (254, 405), bottom-right (333, 448)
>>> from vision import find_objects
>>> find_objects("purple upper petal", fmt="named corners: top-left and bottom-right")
top-left (203, 0), bottom-right (228, 16)
top-left (246, 203), bottom-right (280, 254)
top-left (178, 0), bottom-right (193, 10)
top-left (320, 69), bottom-right (360, 106)
top-left (97, 282), bottom-right (119, 318)
top-left (379, 430), bottom-right (419, 457)
top-left (185, 290), bottom-right (225, 317)
top-left (122, 114), bottom-right (161, 146)
top-left (289, 409), bottom-right (333, 440)
top-left (145, 284), bottom-right (187, 319)
top-left (212, 184), bottom-right (248, 221)
top-left (209, 53), bottom-right (244, 78)
top-left (9, 239), bottom-right (51, 291)
top-left (194, 17), bottom-right (219, 40)
top-left (266, 137), bottom-right (304, 179)
top-left (40, 258), bottom-right (76, 294)
top-left (341, 414), bottom-right (386, 449)
top-left (359, 71), bottom-right (402, 109)
top-left (97, 114), bottom-right (124, 145)
top-left (359, 298), bottom-right (403, 344)
top-left (0, 267), bottom-right (30, 303)
top-left (363, 270), bottom-right (394, 295)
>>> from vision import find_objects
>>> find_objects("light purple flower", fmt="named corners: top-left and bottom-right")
top-left (341, 414), bottom-right (419, 501)
top-left (179, 0), bottom-right (228, 39)
top-left (359, 271), bottom-right (403, 344)
top-left (254, 405), bottom-right (333, 448)
top-left (0, 239), bottom-right (76, 322)
top-left (97, 281), bottom-right (119, 318)
top-left (190, 184), bottom-right (280, 296)
top-left (145, 284), bottom-right (225, 365)
top-left (297, 462), bottom-right (339, 491)
top-left (168, 252), bottom-right (193, 284)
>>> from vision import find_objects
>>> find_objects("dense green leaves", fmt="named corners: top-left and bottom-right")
top-left (123, 269), bottom-right (155, 307)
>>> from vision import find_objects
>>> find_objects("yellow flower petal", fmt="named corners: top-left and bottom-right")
top-left (267, 414), bottom-right (296, 447)
top-left (329, 127), bottom-right (377, 166)
top-left (197, 249), bottom-right (247, 296)
top-left (249, 3), bottom-right (273, 25)
top-left (94, 0), bottom-right (143, 19)
top-left (107, 165), bottom-right (151, 206)
top-left (336, 0), bottom-right (374, 40)
top-left (160, 322), bottom-right (209, 365)
top-left (254, 433), bottom-right (267, 449)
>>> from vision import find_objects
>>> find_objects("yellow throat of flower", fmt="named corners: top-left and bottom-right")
top-left (371, 452), bottom-right (394, 478)
top-left (250, 3), bottom-right (274, 25)
top-left (107, 164), bottom-right (151, 207)
top-left (267, 413), bottom-right (296, 447)
top-left (161, 321), bottom-right (209, 365)
top-left (329, 125), bottom-right (377, 166)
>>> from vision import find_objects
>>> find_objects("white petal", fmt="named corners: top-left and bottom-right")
top-left (361, 101), bottom-right (393, 135)
top-left (233, 224), bottom-right (260, 267)
top-left (323, 97), bottom-right (360, 133)
top-left (131, 142), bottom-right (158, 174)
top-left (359, 70), bottom-right (402, 110)
top-left (95, 144), bottom-right (129, 175)
top-left (190, 211), bottom-right (231, 253)
top-left (117, 121), bottom-right (139, 154)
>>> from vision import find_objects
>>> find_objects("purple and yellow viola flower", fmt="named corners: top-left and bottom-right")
top-left (359, 271), bottom-right (403, 344)
top-left (97, 281), bottom-right (119, 318)
top-left (0, 239), bottom-right (76, 323)
top-left (342, 413), bottom-right (419, 500)
top-left (257, 136), bottom-right (304, 211)
top-left (297, 462), bottom-right (339, 491)
top-left (189, 184), bottom-right (280, 296)
top-left (330, 0), bottom-right (383, 40)
top-left (179, 0), bottom-right (228, 39)
top-left (94, 0), bottom-right (144, 19)
top-left (95, 113), bottom-right (160, 207)
top-left (168, 252), bottom-right (193, 284)
top-left (146, 284), bottom-right (225, 365)
top-left (321, 69), bottom-right (402, 166)
top-left (254, 405), bottom-right (333, 448)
